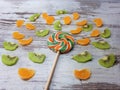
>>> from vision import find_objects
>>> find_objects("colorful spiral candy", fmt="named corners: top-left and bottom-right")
top-left (47, 32), bottom-right (74, 53)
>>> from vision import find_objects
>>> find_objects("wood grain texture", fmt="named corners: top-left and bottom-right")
top-left (0, 0), bottom-right (120, 90)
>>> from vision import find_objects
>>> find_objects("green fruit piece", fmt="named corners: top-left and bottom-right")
top-left (92, 41), bottom-right (110, 50)
top-left (3, 41), bottom-right (18, 51)
top-left (101, 28), bottom-right (111, 38)
top-left (29, 13), bottom-right (40, 22)
top-left (2, 54), bottom-right (19, 66)
top-left (98, 54), bottom-right (115, 68)
top-left (54, 20), bottom-right (62, 31)
top-left (35, 29), bottom-right (49, 37)
top-left (56, 10), bottom-right (67, 15)
top-left (28, 52), bottom-right (46, 64)
top-left (82, 24), bottom-right (93, 32)
top-left (72, 51), bottom-right (92, 63)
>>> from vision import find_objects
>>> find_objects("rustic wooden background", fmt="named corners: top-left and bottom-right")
top-left (0, 0), bottom-right (120, 90)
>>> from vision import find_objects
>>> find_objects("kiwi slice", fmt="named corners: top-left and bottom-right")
top-left (98, 54), bottom-right (115, 68)
top-left (56, 10), bottom-right (67, 15)
top-left (54, 20), bottom-right (62, 31)
top-left (82, 24), bottom-right (93, 32)
top-left (3, 41), bottom-right (18, 51)
top-left (92, 41), bottom-right (110, 50)
top-left (2, 54), bottom-right (19, 66)
top-left (29, 13), bottom-right (40, 22)
top-left (35, 29), bottom-right (49, 37)
top-left (101, 28), bottom-right (111, 38)
top-left (72, 51), bottom-right (92, 63)
top-left (28, 52), bottom-right (46, 64)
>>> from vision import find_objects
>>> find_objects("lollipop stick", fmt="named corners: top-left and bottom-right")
top-left (44, 51), bottom-right (60, 90)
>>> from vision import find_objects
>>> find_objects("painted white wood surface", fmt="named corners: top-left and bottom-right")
top-left (0, 0), bottom-right (120, 90)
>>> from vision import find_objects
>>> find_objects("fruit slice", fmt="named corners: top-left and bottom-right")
top-left (72, 51), bottom-right (92, 63)
top-left (16, 20), bottom-right (24, 27)
top-left (28, 52), bottom-right (46, 64)
top-left (82, 24), bottom-right (93, 32)
top-left (3, 41), bottom-right (18, 51)
top-left (74, 69), bottom-right (91, 80)
top-left (73, 12), bottom-right (80, 20)
top-left (98, 54), bottom-right (115, 68)
top-left (70, 27), bottom-right (82, 34)
top-left (63, 16), bottom-right (71, 25)
top-left (53, 20), bottom-right (62, 31)
top-left (56, 10), bottom-right (67, 15)
top-left (29, 13), bottom-right (40, 22)
top-left (90, 29), bottom-right (100, 37)
top-left (41, 12), bottom-right (48, 19)
top-left (2, 54), bottom-right (19, 66)
top-left (46, 16), bottom-right (55, 25)
top-left (76, 38), bottom-right (90, 46)
top-left (76, 20), bottom-right (87, 26)
top-left (35, 29), bottom-right (49, 37)
top-left (18, 68), bottom-right (35, 80)
top-left (93, 18), bottom-right (103, 27)
top-left (101, 28), bottom-right (111, 38)
top-left (25, 23), bottom-right (36, 30)
top-left (18, 37), bottom-right (33, 46)
top-left (12, 31), bottom-right (25, 40)
top-left (92, 41), bottom-right (110, 50)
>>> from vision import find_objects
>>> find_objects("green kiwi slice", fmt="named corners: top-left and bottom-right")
top-left (56, 10), bottom-right (67, 15)
top-left (82, 24), bottom-right (93, 32)
top-left (2, 54), bottom-right (19, 66)
top-left (35, 29), bottom-right (49, 37)
top-left (92, 41), bottom-right (110, 50)
top-left (98, 54), bottom-right (115, 68)
top-left (28, 52), bottom-right (46, 64)
top-left (72, 51), bottom-right (92, 63)
top-left (3, 41), bottom-right (18, 51)
top-left (54, 20), bottom-right (62, 31)
top-left (29, 13), bottom-right (40, 22)
top-left (101, 28), bottom-right (111, 38)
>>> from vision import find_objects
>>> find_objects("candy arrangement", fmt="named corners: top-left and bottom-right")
top-left (1, 9), bottom-right (116, 89)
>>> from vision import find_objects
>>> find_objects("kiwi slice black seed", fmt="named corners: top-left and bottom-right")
top-left (54, 20), bottom-right (62, 31)
top-left (92, 41), bottom-right (110, 50)
top-left (82, 24), bottom-right (93, 32)
top-left (101, 28), bottom-right (111, 38)
top-left (28, 52), bottom-right (46, 64)
top-left (72, 51), bottom-right (92, 63)
top-left (35, 29), bottom-right (49, 37)
top-left (98, 54), bottom-right (115, 68)
top-left (2, 54), bottom-right (19, 66)
top-left (3, 41), bottom-right (18, 51)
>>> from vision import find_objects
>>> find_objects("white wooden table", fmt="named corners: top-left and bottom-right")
top-left (0, 0), bottom-right (120, 90)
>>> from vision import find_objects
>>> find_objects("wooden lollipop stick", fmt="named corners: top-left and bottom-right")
top-left (44, 51), bottom-right (60, 90)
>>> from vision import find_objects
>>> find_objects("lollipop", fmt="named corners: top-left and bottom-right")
top-left (45, 31), bottom-right (74, 90)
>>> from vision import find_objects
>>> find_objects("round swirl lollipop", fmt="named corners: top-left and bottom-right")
top-left (47, 31), bottom-right (74, 53)
top-left (45, 32), bottom-right (74, 90)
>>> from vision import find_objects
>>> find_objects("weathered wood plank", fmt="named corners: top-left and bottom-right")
top-left (0, 0), bottom-right (120, 90)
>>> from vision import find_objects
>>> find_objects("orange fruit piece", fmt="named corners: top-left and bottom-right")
top-left (25, 23), bottom-right (36, 30)
top-left (12, 31), bottom-right (25, 40)
top-left (18, 68), bottom-right (35, 80)
top-left (18, 37), bottom-right (33, 46)
top-left (41, 12), bottom-right (48, 19)
top-left (93, 18), bottom-right (103, 27)
top-left (76, 38), bottom-right (90, 46)
top-left (16, 20), bottom-right (24, 27)
top-left (73, 12), bottom-right (80, 20)
top-left (70, 27), bottom-right (82, 34)
top-left (90, 29), bottom-right (100, 37)
top-left (46, 16), bottom-right (55, 25)
top-left (74, 68), bottom-right (91, 80)
top-left (63, 16), bottom-right (71, 25)
top-left (76, 20), bottom-right (87, 26)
